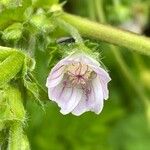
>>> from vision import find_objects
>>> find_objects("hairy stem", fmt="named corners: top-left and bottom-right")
top-left (60, 12), bottom-right (150, 55)
top-left (6, 84), bottom-right (30, 150)
top-left (8, 123), bottom-right (30, 150)
top-left (7, 122), bottom-right (23, 150)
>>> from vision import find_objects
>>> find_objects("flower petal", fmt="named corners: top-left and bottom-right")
top-left (46, 65), bottom-right (65, 88)
top-left (60, 88), bottom-right (82, 115)
top-left (72, 76), bottom-right (104, 116)
top-left (99, 76), bottom-right (109, 100)
top-left (46, 55), bottom-right (74, 88)
top-left (71, 94), bottom-right (88, 116)
top-left (48, 82), bottom-right (82, 115)
top-left (69, 53), bottom-right (111, 100)
top-left (68, 53), bottom-right (111, 100)
top-left (90, 75), bottom-right (104, 114)
top-left (90, 66), bottom-right (111, 100)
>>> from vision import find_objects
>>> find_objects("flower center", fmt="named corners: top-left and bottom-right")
top-left (65, 62), bottom-right (96, 87)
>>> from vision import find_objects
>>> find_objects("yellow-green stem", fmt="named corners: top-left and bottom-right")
top-left (61, 12), bottom-right (150, 55)
top-left (7, 122), bottom-right (23, 150)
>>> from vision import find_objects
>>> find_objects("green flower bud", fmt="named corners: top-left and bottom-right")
top-left (30, 14), bottom-right (54, 33)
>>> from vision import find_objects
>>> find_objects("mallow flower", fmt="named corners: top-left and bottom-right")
top-left (46, 52), bottom-right (111, 116)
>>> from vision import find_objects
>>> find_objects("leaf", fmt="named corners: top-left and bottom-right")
top-left (0, 0), bottom-right (31, 29)
top-left (23, 73), bottom-right (48, 109)
top-left (2, 23), bottom-right (23, 41)
top-left (22, 56), bottom-right (48, 107)
top-left (0, 51), bottom-right (25, 86)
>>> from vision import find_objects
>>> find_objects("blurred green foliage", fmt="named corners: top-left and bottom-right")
top-left (0, 0), bottom-right (150, 150)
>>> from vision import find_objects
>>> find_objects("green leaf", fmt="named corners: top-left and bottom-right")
top-left (23, 75), bottom-right (45, 109)
top-left (2, 23), bottom-right (23, 41)
top-left (22, 55), bottom-right (48, 107)
top-left (0, 51), bottom-right (25, 86)
top-left (0, 0), bottom-right (31, 29)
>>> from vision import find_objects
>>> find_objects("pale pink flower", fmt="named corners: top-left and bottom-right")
top-left (46, 53), bottom-right (111, 116)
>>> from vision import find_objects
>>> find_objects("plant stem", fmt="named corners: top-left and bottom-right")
top-left (6, 84), bottom-right (30, 150)
top-left (60, 12), bottom-right (150, 55)
top-left (7, 122), bottom-right (30, 150)
top-left (7, 122), bottom-right (23, 150)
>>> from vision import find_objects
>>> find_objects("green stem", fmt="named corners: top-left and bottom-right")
top-left (8, 124), bottom-right (30, 150)
top-left (6, 84), bottom-right (30, 150)
top-left (60, 12), bottom-right (150, 55)
top-left (55, 18), bottom-right (83, 43)
top-left (7, 122), bottom-right (23, 150)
